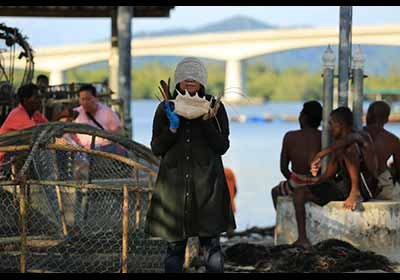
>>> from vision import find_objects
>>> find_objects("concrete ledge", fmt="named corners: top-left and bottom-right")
top-left (274, 196), bottom-right (400, 262)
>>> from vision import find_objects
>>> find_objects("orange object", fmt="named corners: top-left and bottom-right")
top-left (224, 167), bottom-right (237, 213)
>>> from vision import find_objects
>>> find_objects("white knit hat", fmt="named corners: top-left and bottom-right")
top-left (174, 57), bottom-right (207, 87)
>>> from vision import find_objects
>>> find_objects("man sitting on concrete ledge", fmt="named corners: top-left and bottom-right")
top-left (311, 101), bottom-right (400, 201)
top-left (270, 100), bottom-right (322, 209)
top-left (291, 107), bottom-right (378, 250)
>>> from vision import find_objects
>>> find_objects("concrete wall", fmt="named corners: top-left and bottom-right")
top-left (275, 196), bottom-right (400, 262)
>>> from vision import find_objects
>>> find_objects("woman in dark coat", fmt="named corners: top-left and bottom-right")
top-left (145, 57), bottom-right (236, 273)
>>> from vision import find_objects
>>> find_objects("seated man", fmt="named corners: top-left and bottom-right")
top-left (73, 84), bottom-right (123, 152)
top-left (292, 107), bottom-right (378, 250)
top-left (311, 101), bottom-right (399, 200)
top-left (0, 83), bottom-right (48, 178)
top-left (271, 100), bottom-right (322, 209)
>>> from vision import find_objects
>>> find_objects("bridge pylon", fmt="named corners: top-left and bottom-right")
top-left (223, 59), bottom-right (245, 103)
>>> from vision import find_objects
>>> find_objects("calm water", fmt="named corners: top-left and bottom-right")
top-left (131, 99), bottom-right (400, 231)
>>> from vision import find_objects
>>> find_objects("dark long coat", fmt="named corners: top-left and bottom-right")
top-left (145, 94), bottom-right (236, 242)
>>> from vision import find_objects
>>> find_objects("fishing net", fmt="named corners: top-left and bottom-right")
top-left (0, 122), bottom-right (167, 273)
top-left (223, 238), bottom-right (394, 273)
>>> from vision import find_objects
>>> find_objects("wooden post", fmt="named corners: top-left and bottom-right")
top-left (117, 6), bottom-right (133, 139)
top-left (109, 7), bottom-right (119, 95)
top-left (135, 191), bottom-right (140, 230)
top-left (51, 150), bottom-right (68, 236)
top-left (121, 185), bottom-right (129, 273)
top-left (20, 180), bottom-right (27, 273)
top-left (135, 169), bottom-right (140, 230)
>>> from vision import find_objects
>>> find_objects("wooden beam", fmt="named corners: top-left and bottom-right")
top-left (0, 6), bottom-right (173, 17)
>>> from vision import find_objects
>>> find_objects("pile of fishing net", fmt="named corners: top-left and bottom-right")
top-left (223, 239), bottom-right (394, 272)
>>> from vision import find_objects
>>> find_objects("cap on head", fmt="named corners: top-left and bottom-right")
top-left (174, 57), bottom-right (207, 87)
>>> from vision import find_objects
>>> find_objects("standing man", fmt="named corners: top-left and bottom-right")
top-left (36, 74), bottom-right (49, 93)
top-left (73, 84), bottom-right (122, 151)
top-left (145, 57), bottom-right (236, 273)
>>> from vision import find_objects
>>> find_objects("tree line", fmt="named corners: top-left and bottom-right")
top-left (11, 60), bottom-right (400, 101)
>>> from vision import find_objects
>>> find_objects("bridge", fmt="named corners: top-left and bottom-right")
top-left (6, 24), bottom-right (400, 102)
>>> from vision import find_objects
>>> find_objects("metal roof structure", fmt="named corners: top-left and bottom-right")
top-left (0, 6), bottom-right (174, 17)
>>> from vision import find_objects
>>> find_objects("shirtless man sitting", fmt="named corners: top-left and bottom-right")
top-left (311, 101), bottom-right (399, 200)
top-left (271, 100), bottom-right (322, 209)
top-left (292, 107), bottom-right (378, 250)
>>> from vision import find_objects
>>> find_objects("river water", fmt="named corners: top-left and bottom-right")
top-left (131, 99), bottom-right (400, 231)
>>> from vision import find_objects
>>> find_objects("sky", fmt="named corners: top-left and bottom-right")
top-left (1, 6), bottom-right (400, 48)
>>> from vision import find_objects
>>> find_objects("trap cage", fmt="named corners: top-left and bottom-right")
top-left (0, 122), bottom-right (166, 273)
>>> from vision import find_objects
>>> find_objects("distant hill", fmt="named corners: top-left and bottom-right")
top-left (133, 15), bottom-right (276, 38)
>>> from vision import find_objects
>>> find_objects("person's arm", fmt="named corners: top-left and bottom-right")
top-left (310, 132), bottom-right (365, 175)
top-left (280, 133), bottom-right (291, 180)
top-left (342, 145), bottom-right (362, 210)
top-left (150, 101), bottom-right (178, 157)
top-left (106, 108), bottom-right (123, 134)
top-left (199, 102), bottom-right (230, 155)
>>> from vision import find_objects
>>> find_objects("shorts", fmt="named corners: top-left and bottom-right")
top-left (307, 180), bottom-right (350, 206)
top-left (375, 169), bottom-right (400, 201)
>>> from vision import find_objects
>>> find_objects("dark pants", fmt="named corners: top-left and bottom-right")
top-left (165, 236), bottom-right (223, 273)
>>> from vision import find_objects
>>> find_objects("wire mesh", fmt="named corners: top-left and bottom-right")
top-left (0, 122), bottom-right (166, 273)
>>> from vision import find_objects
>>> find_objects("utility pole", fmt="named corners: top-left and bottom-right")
top-left (338, 6), bottom-right (352, 107)
top-left (321, 45), bottom-right (336, 172)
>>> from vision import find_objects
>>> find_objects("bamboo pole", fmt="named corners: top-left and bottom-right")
top-left (51, 150), bottom-right (68, 236)
top-left (0, 144), bottom-right (158, 182)
top-left (121, 184), bottom-right (129, 273)
top-left (0, 180), bottom-right (155, 193)
top-left (48, 144), bottom-right (157, 177)
top-left (135, 169), bottom-right (140, 230)
top-left (135, 191), bottom-right (140, 230)
top-left (19, 180), bottom-right (27, 273)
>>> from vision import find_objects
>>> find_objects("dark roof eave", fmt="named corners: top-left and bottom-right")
top-left (0, 6), bottom-right (174, 17)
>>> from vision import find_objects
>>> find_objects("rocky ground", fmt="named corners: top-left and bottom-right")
top-left (183, 226), bottom-right (398, 273)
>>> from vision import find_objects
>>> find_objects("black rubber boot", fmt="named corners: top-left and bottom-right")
top-left (200, 237), bottom-right (224, 273)
top-left (164, 240), bottom-right (187, 273)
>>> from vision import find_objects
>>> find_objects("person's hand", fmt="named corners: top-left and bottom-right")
top-left (203, 98), bottom-right (221, 120)
top-left (164, 101), bottom-right (180, 130)
top-left (310, 157), bottom-right (321, 177)
top-left (310, 150), bottom-right (330, 176)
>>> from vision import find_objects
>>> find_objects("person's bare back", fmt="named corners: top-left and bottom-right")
top-left (366, 126), bottom-right (400, 175)
top-left (282, 128), bottom-right (321, 175)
